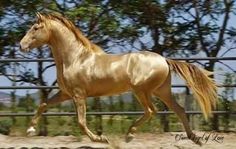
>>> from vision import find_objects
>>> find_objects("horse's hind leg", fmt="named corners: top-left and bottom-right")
top-left (27, 91), bottom-right (70, 136)
top-left (126, 90), bottom-right (156, 142)
top-left (154, 74), bottom-right (202, 145)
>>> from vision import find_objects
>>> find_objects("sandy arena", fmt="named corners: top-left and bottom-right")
top-left (0, 132), bottom-right (235, 149)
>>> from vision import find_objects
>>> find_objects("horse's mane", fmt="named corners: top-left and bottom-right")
top-left (41, 13), bottom-right (105, 54)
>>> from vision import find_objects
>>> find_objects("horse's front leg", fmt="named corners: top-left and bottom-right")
top-left (74, 97), bottom-right (109, 143)
top-left (27, 91), bottom-right (70, 136)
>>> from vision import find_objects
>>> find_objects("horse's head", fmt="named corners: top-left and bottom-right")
top-left (20, 13), bottom-right (50, 52)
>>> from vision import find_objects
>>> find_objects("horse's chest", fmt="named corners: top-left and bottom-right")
top-left (63, 68), bottom-right (84, 85)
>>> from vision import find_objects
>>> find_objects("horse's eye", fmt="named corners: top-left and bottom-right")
top-left (34, 27), bottom-right (39, 31)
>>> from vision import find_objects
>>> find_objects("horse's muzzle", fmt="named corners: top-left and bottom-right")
top-left (19, 41), bottom-right (30, 52)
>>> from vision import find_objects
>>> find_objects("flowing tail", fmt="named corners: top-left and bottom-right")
top-left (166, 59), bottom-right (218, 119)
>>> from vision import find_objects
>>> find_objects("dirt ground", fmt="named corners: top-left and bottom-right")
top-left (0, 132), bottom-right (235, 149)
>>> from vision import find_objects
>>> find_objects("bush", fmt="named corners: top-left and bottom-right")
top-left (0, 119), bottom-right (12, 135)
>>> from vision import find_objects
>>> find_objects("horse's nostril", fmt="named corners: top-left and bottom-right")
top-left (19, 41), bottom-right (24, 50)
top-left (19, 41), bottom-right (27, 51)
top-left (19, 43), bottom-right (27, 51)
top-left (19, 44), bottom-right (25, 51)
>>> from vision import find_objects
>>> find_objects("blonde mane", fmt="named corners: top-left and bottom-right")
top-left (41, 13), bottom-right (105, 54)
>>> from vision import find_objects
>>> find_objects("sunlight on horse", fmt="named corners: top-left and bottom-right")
top-left (20, 13), bottom-right (217, 145)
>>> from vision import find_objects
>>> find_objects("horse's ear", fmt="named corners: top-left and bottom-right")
top-left (36, 12), bottom-right (46, 23)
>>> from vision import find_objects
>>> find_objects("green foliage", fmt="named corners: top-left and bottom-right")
top-left (0, 102), bottom-right (6, 110)
top-left (219, 73), bottom-right (235, 131)
top-left (17, 94), bottom-right (36, 110)
top-left (0, 119), bottom-right (12, 135)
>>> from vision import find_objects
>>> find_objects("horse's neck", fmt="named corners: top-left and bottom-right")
top-left (48, 21), bottom-right (91, 88)
top-left (48, 22), bottom-right (90, 68)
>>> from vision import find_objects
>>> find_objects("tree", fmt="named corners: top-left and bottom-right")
top-left (18, 93), bottom-right (35, 109)
top-left (220, 73), bottom-right (235, 132)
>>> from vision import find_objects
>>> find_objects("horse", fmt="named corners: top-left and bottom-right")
top-left (20, 13), bottom-right (217, 145)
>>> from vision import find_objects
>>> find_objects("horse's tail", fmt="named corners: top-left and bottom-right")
top-left (166, 59), bottom-right (217, 120)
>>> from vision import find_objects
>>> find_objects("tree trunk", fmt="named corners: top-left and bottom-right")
top-left (94, 97), bottom-right (103, 135)
top-left (38, 50), bottom-right (49, 136)
top-left (185, 88), bottom-right (191, 124)
top-left (10, 49), bottom-right (17, 125)
top-left (206, 62), bottom-right (219, 131)
top-left (10, 91), bottom-right (16, 125)
top-left (118, 95), bottom-right (125, 133)
top-left (108, 96), bottom-right (114, 127)
top-left (160, 104), bottom-right (169, 132)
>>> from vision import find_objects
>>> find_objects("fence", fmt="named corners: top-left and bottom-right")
top-left (0, 57), bottom-right (236, 117)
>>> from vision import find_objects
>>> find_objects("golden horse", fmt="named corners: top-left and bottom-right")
top-left (20, 13), bottom-right (217, 145)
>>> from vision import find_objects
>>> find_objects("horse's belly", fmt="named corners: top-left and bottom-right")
top-left (87, 80), bottom-right (130, 97)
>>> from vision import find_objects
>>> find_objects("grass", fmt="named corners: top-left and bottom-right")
top-left (4, 115), bottom-right (163, 136)
top-left (1, 110), bottom-right (236, 136)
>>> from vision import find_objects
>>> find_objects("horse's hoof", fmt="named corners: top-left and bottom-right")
top-left (196, 140), bottom-right (202, 146)
top-left (99, 135), bottom-right (109, 143)
top-left (26, 126), bottom-right (36, 136)
top-left (92, 135), bottom-right (109, 143)
top-left (189, 133), bottom-right (202, 146)
top-left (125, 133), bottom-right (134, 143)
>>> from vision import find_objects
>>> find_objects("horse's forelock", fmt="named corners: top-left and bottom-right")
top-left (36, 12), bottom-right (47, 24)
